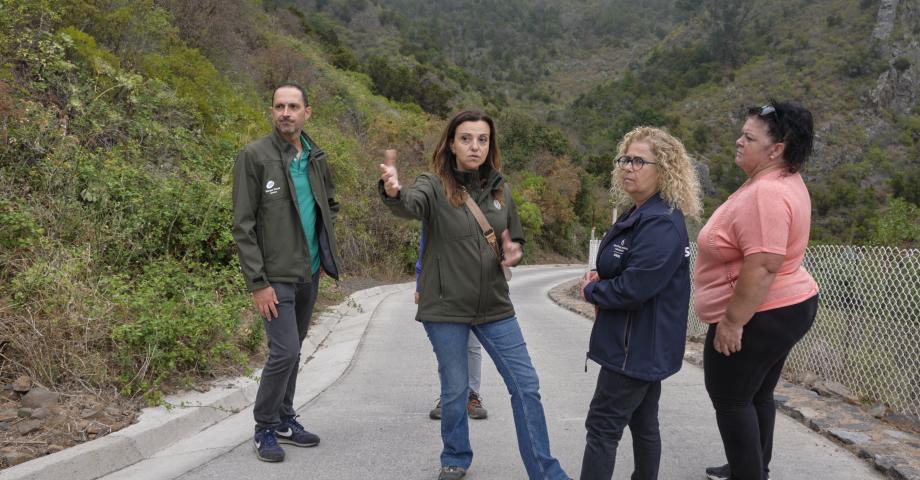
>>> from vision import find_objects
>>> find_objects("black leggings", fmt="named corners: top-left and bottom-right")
top-left (704, 295), bottom-right (818, 480)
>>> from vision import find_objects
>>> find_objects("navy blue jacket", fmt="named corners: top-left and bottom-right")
top-left (584, 193), bottom-right (691, 381)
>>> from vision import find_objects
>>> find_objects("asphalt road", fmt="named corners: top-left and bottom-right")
top-left (176, 265), bottom-right (881, 480)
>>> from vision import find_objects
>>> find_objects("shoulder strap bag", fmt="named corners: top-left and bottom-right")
top-left (464, 194), bottom-right (513, 281)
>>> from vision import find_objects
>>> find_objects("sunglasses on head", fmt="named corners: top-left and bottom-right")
top-left (758, 104), bottom-right (777, 117)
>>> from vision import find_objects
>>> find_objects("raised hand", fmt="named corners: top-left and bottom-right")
top-left (378, 149), bottom-right (401, 197)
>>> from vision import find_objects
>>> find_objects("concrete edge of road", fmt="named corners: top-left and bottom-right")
top-left (0, 282), bottom-right (412, 480)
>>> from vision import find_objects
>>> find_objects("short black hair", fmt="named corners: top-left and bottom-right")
top-left (272, 83), bottom-right (309, 107)
top-left (747, 100), bottom-right (814, 173)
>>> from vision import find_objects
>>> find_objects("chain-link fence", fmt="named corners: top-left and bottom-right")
top-left (588, 241), bottom-right (920, 417)
top-left (685, 243), bottom-right (920, 418)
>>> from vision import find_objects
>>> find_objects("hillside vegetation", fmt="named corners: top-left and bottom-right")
top-left (0, 0), bottom-right (590, 403)
top-left (277, 0), bottom-right (920, 245)
top-left (1, 0), bottom-right (918, 408)
top-left (564, 0), bottom-right (920, 245)
top-left (0, 0), bottom-right (432, 401)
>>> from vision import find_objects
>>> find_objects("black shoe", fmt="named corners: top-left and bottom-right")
top-left (705, 464), bottom-right (770, 480)
top-left (705, 464), bottom-right (730, 480)
top-left (438, 466), bottom-right (466, 480)
top-left (429, 397), bottom-right (442, 420)
top-left (253, 427), bottom-right (285, 462)
top-left (276, 415), bottom-right (320, 447)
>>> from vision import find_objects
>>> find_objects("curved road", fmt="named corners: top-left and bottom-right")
top-left (176, 266), bottom-right (880, 479)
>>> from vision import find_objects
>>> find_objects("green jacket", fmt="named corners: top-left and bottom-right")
top-left (232, 128), bottom-right (341, 292)
top-left (381, 167), bottom-right (525, 324)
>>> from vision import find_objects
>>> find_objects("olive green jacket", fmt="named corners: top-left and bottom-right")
top-left (381, 168), bottom-right (525, 324)
top-left (232, 128), bottom-right (341, 292)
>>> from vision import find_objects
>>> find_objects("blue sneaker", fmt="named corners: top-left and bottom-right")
top-left (276, 416), bottom-right (320, 447)
top-left (253, 427), bottom-right (285, 462)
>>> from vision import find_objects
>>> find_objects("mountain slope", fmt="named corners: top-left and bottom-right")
top-left (562, 0), bottom-right (920, 244)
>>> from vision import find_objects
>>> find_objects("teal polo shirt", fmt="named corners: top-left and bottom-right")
top-left (289, 134), bottom-right (321, 275)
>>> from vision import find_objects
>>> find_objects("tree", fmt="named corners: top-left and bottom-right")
top-left (703, 0), bottom-right (754, 67)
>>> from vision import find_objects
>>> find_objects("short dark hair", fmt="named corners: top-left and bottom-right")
top-left (272, 83), bottom-right (309, 107)
top-left (747, 100), bottom-right (814, 173)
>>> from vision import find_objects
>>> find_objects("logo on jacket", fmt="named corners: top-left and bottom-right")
top-left (613, 239), bottom-right (629, 258)
top-left (265, 180), bottom-right (281, 195)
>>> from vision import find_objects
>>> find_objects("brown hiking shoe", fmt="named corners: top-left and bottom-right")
top-left (429, 397), bottom-right (442, 420)
top-left (438, 466), bottom-right (466, 480)
top-left (467, 391), bottom-right (488, 419)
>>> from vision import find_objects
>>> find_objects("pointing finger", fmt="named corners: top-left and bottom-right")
top-left (384, 149), bottom-right (397, 167)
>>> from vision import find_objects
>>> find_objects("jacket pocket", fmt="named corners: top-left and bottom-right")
top-left (622, 312), bottom-right (634, 369)
top-left (649, 299), bottom-right (658, 361)
top-left (436, 255), bottom-right (444, 299)
top-left (259, 199), bottom-right (303, 275)
top-left (430, 246), bottom-right (478, 318)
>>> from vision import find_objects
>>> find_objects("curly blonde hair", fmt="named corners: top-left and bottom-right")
top-left (610, 126), bottom-right (703, 222)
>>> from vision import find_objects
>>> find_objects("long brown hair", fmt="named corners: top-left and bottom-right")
top-left (431, 110), bottom-right (504, 207)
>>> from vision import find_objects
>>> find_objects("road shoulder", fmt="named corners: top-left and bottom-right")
top-left (549, 278), bottom-right (920, 480)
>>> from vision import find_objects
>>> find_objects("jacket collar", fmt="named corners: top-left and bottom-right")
top-left (452, 162), bottom-right (504, 194)
top-left (632, 192), bottom-right (666, 216)
top-left (270, 127), bottom-right (297, 154)
top-left (452, 165), bottom-right (480, 189)
top-left (270, 128), bottom-right (323, 172)
top-left (600, 192), bottom-right (666, 251)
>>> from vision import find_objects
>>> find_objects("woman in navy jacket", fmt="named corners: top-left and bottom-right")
top-left (579, 127), bottom-right (702, 480)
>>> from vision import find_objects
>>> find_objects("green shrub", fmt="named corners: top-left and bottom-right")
top-left (0, 200), bottom-right (43, 249)
top-left (109, 259), bottom-right (250, 401)
top-left (4, 245), bottom-right (114, 387)
top-left (871, 197), bottom-right (920, 247)
top-left (517, 201), bottom-right (544, 238)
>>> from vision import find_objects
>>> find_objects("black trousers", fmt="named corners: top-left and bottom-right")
top-left (253, 271), bottom-right (321, 431)
top-left (704, 295), bottom-right (819, 480)
top-left (580, 368), bottom-right (662, 480)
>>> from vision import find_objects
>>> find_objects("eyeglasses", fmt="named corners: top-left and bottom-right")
top-left (615, 155), bottom-right (657, 170)
top-left (758, 104), bottom-right (777, 117)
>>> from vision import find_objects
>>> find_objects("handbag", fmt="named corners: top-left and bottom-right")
top-left (463, 194), bottom-right (513, 281)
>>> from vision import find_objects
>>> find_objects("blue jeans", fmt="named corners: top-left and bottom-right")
top-left (424, 317), bottom-right (568, 480)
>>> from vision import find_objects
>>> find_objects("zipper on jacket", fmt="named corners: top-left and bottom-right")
top-left (463, 187), bottom-right (486, 319)
top-left (622, 312), bottom-right (633, 369)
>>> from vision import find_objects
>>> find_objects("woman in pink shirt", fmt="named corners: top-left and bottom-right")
top-left (693, 101), bottom-right (819, 480)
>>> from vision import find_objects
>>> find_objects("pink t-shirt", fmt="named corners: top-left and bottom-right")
top-left (693, 169), bottom-right (818, 324)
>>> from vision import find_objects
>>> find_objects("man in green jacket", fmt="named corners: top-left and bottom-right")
top-left (232, 83), bottom-right (342, 463)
